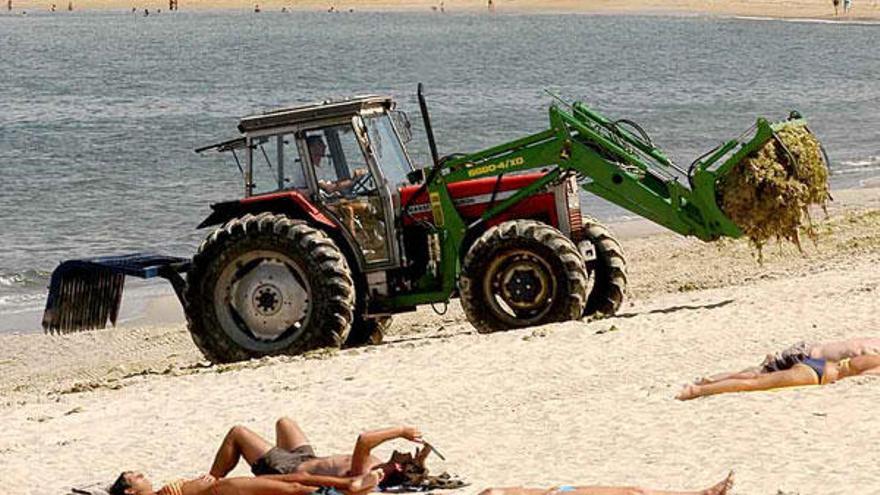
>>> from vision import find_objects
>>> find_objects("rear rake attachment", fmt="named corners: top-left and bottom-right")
top-left (42, 253), bottom-right (190, 334)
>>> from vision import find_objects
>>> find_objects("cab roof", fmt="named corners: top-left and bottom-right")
top-left (237, 95), bottom-right (394, 134)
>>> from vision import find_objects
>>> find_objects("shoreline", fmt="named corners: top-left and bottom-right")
top-left (3, 0), bottom-right (880, 21)
top-left (3, 185), bottom-right (878, 335)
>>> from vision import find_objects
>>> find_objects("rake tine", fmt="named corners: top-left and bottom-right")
top-left (109, 272), bottom-right (124, 326)
top-left (43, 253), bottom-right (189, 334)
top-left (84, 270), bottom-right (95, 330)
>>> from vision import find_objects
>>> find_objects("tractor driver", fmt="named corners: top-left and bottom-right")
top-left (306, 135), bottom-right (369, 195)
top-left (306, 134), bottom-right (386, 260)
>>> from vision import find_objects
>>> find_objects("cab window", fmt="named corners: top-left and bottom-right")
top-left (364, 115), bottom-right (412, 190)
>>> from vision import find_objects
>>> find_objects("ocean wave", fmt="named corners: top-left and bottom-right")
top-left (0, 269), bottom-right (50, 289)
top-left (838, 156), bottom-right (880, 168)
top-left (833, 156), bottom-right (880, 175)
top-left (0, 293), bottom-right (46, 313)
top-left (733, 15), bottom-right (880, 26)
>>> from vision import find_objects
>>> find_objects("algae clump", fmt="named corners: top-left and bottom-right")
top-left (718, 125), bottom-right (830, 258)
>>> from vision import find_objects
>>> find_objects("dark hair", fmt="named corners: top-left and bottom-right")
top-left (306, 135), bottom-right (326, 148)
top-left (378, 463), bottom-right (409, 490)
top-left (109, 472), bottom-right (131, 495)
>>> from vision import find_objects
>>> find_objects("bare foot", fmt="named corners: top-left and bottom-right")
top-left (694, 376), bottom-right (712, 385)
top-left (349, 468), bottom-right (384, 493)
top-left (702, 471), bottom-right (734, 495)
top-left (676, 384), bottom-right (699, 401)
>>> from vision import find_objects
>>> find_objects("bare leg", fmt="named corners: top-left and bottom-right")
top-left (213, 477), bottom-right (317, 495)
top-left (275, 417), bottom-right (310, 451)
top-left (696, 366), bottom-right (763, 384)
top-left (678, 365), bottom-right (819, 400)
top-left (478, 472), bottom-right (733, 495)
top-left (210, 425), bottom-right (274, 478)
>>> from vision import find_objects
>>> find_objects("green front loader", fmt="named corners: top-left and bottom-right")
top-left (43, 87), bottom-right (823, 363)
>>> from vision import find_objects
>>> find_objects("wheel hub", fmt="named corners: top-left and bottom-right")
top-left (487, 251), bottom-right (554, 318)
top-left (501, 266), bottom-right (547, 307)
top-left (253, 284), bottom-right (282, 315)
top-left (218, 254), bottom-right (310, 342)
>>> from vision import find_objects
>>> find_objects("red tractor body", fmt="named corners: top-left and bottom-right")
top-left (399, 172), bottom-right (583, 240)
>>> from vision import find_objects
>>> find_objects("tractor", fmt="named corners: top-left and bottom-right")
top-left (43, 85), bottom-right (814, 363)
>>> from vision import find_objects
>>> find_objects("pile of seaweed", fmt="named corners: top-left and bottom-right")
top-left (718, 125), bottom-right (830, 258)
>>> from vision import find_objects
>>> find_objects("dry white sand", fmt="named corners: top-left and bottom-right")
top-left (1, 187), bottom-right (879, 495)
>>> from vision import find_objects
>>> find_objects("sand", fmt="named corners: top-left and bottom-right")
top-left (1, 186), bottom-right (879, 495)
top-left (6, 0), bottom-right (880, 21)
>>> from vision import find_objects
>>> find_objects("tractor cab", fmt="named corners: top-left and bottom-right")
top-left (201, 96), bottom-right (417, 270)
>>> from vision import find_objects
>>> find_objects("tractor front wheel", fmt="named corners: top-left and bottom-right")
top-left (578, 220), bottom-right (627, 317)
top-left (459, 220), bottom-right (588, 334)
top-left (185, 213), bottom-right (354, 363)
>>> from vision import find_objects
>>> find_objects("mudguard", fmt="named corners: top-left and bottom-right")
top-left (196, 189), bottom-right (367, 290)
top-left (198, 190), bottom-right (338, 230)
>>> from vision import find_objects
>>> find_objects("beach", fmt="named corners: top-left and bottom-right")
top-left (2, 186), bottom-right (878, 495)
top-left (4, 0), bottom-right (880, 20)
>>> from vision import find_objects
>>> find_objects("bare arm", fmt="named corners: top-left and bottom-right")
top-left (203, 477), bottom-right (317, 495)
top-left (349, 426), bottom-right (422, 475)
top-left (259, 472), bottom-right (354, 488)
top-left (699, 367), bottom-right (763, 384)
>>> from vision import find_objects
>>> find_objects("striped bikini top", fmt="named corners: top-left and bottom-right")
top-left (157, 479), bottom-right (186, 495)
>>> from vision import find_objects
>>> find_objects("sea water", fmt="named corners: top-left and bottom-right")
top-left (1, 11), bottom-right (878, 331)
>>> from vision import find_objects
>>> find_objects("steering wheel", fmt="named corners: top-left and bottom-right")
top-left (348, 169), bottom-right (375, 196)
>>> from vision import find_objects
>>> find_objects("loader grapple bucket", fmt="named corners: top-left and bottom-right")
top-left (42, 253), bottom-right (190, 334)
top-left (688, 116), bottom-right (826, 241)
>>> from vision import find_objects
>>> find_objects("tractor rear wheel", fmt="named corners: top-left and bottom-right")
top-left (578, 220), bottom-right (627, 317)
top-left (344, 315), bottom-right (392, 347)
top-left (185, 213), bottom-right (354, 363)
top-left (459, 220), bottom-right (588, 334)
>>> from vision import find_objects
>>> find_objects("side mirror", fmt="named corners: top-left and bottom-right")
top-left (391, 110), bottom-right (413, 144)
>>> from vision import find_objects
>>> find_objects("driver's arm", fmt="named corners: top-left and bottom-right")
top-left (319, 168), bottom-right (368, 193)
top-left (319, 179), bottom-right (354, 193)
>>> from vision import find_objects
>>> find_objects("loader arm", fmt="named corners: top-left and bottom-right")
top-left (441, 102), bottom-right (746, 242)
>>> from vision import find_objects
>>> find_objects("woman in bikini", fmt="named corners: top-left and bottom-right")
top-left (109, 418), bottom-right (422, 495)
top-left (677, 354), bottom-right (880, 401)
top-left (109, 469), bottom-right (383, 495)
top-left (694, 336), bottom-right (880, 385)
top-left (478, 471), bottom-right (733, 495)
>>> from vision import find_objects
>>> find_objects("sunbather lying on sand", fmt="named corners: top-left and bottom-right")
top-left (678, 354), bottom-right (880, 400)
top-left (109, 469), bottom-right (381, 495)
top-left (109, 417), bottom-right (424, 495)
top-left (695, 337), bottom-right (880, 384)
top-left (477, 471), bottom-right (733, 495)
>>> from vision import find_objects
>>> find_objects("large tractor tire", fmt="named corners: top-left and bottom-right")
top-left (459, 220), bottom-right (588, 334)
top-left (185, 213), bottom-right (355, 363)
top-left (578, 220), bottom-right (627, 317)
top-left (344, 315), bottom-right (392, 347)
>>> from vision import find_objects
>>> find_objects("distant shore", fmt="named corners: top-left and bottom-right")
top-left (4, 0), bottom-right (880, 21)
